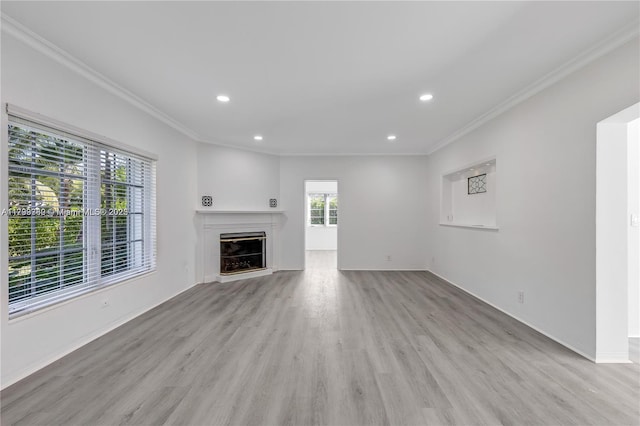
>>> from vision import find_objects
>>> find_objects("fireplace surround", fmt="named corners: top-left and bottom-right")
top-left (195, 210), bottom-right (282, 283)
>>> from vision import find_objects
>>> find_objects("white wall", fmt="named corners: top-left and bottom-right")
top-left (628, 118), bottom-right (639, 338)
top-left (305, 180), bottom-right (338, 250)
top-left (425, 39), bottom-right (639, 360)
top-left (197, 143), bottom-right (279, 211)
top-left (280, 156), bottom-right (428, 270)
top-left (1, 34), bottom-right (198, 388)
top-left (306, 225), bottom-right (338, 250)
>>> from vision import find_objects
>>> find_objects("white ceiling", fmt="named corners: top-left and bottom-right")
top-left (2, 1), bottom-right (638, 155)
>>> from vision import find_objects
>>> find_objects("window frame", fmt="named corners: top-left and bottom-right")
top-left (327, 194), bottom-right (338, 226)
top-left (98, 149), bottom-right (153, 284)
top-left (308, 193), bottom-right (326, 226)
top-left (308, 192), bottom-right (337, 227)
top-left (4, 104), bottom-right (157, 318)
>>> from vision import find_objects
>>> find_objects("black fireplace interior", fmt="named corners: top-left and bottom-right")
top-left (220, 231), bottom-right (266, 275)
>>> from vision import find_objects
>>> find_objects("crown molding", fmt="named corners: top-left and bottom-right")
top-left (279, 152), bottom-right (428, 157)
top-left (2, 13), bottom-right (637, 158)
top-left (1, 13), bottom-right (284, 155)
top-left (1, 14), bottom-right (203, 142)
top-left (426, 18), bottom-right (640, 155)
top-left (199, 138), bottom-right (282, 156)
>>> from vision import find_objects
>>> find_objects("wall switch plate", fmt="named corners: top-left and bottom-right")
top-left (631, 214), bottom-right (639, 227)
top-left (518, 291), bottom-right (525, 304)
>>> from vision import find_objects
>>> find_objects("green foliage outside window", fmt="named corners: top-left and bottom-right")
top-left (328, 197), bottom-right (338, 225)
top-left (8, 125), bottom-right (85, 303)
top-left (309, 195), bottom-right (325, 225)
top-left (100, 151), bottom-right (135, 277)
top-left (7, 125), bottom-right (135, 305)
top-left (309, 193), bottom-right (337, 226)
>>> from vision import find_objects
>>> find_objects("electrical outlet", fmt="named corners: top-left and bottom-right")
top-left (386, 255), bottom-right (392, 261)
top-left (518, 291), bottom-right (525, 304)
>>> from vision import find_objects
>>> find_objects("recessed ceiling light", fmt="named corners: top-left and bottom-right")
top-left (254, 135), bottom-right (263, 141)
top-left (387, 135), bottom-right (397, 141)
top-left (419, 93), bottom-right (434, 101)
top-left (216, 95), bottom-right (230, 103)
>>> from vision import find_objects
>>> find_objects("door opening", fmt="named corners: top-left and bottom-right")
top-left (304, 180), bottom-right (338, 270)
top-left (596, 102), bottom-right (639, 363)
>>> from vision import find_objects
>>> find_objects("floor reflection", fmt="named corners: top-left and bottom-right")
top-left (305, 250), bottom-right (337, 270)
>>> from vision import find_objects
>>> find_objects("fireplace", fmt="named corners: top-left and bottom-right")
top-left (220, 231), bottom-right (266, 275)
top-left (196, 211), bottom-right (280, 283)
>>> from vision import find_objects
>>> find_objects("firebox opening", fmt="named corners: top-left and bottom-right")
top-left (220, 231), bottom-right (266, 275)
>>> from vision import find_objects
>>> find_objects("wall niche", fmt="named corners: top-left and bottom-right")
top-left (440, 157), bottom-right (498, 230)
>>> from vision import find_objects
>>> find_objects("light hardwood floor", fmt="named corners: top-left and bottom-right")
top-left (2, 251), bottom-right (639, 425)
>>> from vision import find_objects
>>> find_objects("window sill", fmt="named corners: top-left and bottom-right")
top-left (8, 269), bottom-right (157, 323)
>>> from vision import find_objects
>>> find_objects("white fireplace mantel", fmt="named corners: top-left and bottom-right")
top-left (195, 210), bottom-right (283, 284)
top-left (196, 209), bottom-right (285, 214)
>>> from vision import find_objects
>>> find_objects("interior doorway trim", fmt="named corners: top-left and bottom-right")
top-left (596, 102), bottom-right (639, 363)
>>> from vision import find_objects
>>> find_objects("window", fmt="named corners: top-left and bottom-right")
top-left (309, 194), bottom-right (325, 225)
top-left (6, 110), bottom-right (156, 316)
top-left (308, 193), bottom-right (337, 226)
top-left (328, 195), bottom-right (338, 225)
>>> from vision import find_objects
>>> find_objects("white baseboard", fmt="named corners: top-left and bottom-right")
top-left (426, 269), bottom-right (596, 362)
top-left (279, 267), bottom-right (426, 272)
top-left (1, 282), bottom-right (198, 390)
top-left (339, 268), bottom-right (426, 271)
top-left (594, 354), bottom-right (632, 364)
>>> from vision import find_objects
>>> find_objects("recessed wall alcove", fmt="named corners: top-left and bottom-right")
top-left (440, 157), bottom-right (498, 230)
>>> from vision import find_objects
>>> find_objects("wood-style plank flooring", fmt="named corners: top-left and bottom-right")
top-left (2, 251), bottom-right (639, 425)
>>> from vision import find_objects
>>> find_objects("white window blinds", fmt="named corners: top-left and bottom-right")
top-left (6, 109), bottom-right (156, 316)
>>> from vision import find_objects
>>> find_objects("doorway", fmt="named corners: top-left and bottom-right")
top-left (596, 102), bottom-right (639, 363)
top-left (304, 180), bottom-right (338, 270)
